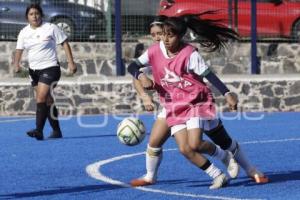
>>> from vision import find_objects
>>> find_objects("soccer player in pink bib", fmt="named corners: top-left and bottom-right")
top-left (128, 14), bottom-right (268, 189)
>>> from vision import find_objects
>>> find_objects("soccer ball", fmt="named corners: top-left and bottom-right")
top-left (117, 117), bottom-right (146, 146)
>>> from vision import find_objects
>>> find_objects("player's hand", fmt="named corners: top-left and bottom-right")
top-left (67, 62), bottom-right (77, 75)
top-left (225, 92), bottom-right (238, 111)
top-left (141, 94), bottom-right (155, 111)
top-left (138, 74), bottom-right (154, 90)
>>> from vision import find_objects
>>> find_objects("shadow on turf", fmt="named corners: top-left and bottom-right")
top-left (52, 132), bottom-right (151, 140)
top-left (62, 134), bottom-right (116, 139)
top-left (184, 170), bottom-right (300, 188)
top-left (0, 184), bottom-right (124, 199)
top-left (230, 170), bottom-right (300, 187)
top-left (2, 171), bottom-right (299, 199)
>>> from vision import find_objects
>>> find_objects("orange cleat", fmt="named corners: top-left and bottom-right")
top-left (251, 174), bottom-right (269, 184)
top-left (247, 168), bottom-right (269, 184)
top-left (130, 178), bottom-right (154, 187)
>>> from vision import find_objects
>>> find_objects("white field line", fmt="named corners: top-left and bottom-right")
top-left (86, 138), bottom-right (300, 199)
top-left (0, 117), bottom-right (35, 123)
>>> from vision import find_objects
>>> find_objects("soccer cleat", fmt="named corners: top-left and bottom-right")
top-left (251, 174), bottom-right (269, 184)
top-left (222, 151), bottom-right (239, 179)
top-left (209, 173), bottom-right (228, 189)
top-left (26, 129), bottom-right (36, 138)
top-left (26, 129), bottom-right (44, 140)
top-left (48, 130), bottom-right (63, 139)
top-left (248, 169), bottom-right (269, 184)
top-left (130, 177), bottom-right (155, 187)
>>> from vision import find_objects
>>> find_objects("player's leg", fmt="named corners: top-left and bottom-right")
top-left (173, 127), bottom-right (228, 189)
top-left (45, 70), bottom-right (62, 139)
top-left (26, 67), bottom-right (61, 141)
top-left (130, 117), bottom-right (170, 186)
top-left (46, 93), bottom-right (62, 138)
top-left (26, 69), bottom-right (39, 138)
top-left (26, 86), bottom-right (38, 138)
top-left (43, 66), bottom-right (62, 139)
top-left (204, 119), bottom-right (269, 183)
top-left (145, 118), bottom-right (169, 180)
top-left (26, 69), bottom-right (48, 140)
top-left (30, 82), bottom-right (50, 140)
top-left (186, 118), bottom-right (239, 179)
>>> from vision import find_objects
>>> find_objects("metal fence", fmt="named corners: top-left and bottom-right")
top-left (0, 0), bottom-right (160, 42)
top-left (1, 0), bottom-right (299, 42)
top-left (0, 0), bottom-right (107, 41)
top-left (1, 0), bottom-right (300, 76)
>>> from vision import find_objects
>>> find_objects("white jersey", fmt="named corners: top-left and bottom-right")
top-left (16, 22), bottom-right (67, 70)
top-left (137, 41), bottom-right (209, 76)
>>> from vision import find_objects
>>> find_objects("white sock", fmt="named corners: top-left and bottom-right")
top-left (144, 145), bottom-right (162, 181)
top-left (228, 140), bottom-right (254, 174)
top-left (212, 145), bottom-right (227, 161)
top-left (205, 163), bottom-right (222, 179)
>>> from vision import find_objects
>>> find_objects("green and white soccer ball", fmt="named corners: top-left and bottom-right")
top-left (117, 117), bottom-right (146, 146)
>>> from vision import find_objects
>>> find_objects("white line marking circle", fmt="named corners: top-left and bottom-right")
top-left (86, 149), bottom-right (254, 200)
top-left (86, 138), bottom-right (300, 199)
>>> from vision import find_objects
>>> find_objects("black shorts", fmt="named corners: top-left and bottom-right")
top-left (29, 66), bottom-right (61, 88)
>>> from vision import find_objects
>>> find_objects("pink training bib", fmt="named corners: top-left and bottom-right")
top-left (148, 43), bottom-right (216, 126)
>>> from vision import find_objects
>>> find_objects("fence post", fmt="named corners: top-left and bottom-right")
top-left (251, 0), bottom-right (260, 74)
top-left (115, 0), bottom-right (125, 76)
top-left (105, 0), bottom-right (112, 42)
top-left (228, 0), bottom-right (233, 28)
top-left (234, 0), bottom-right (238, 33)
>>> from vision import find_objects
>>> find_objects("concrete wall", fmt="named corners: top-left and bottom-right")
top-left (1, 42), bottom-right (300, 78)
top-left (1, 42), bottom-right (299, 116)
top-left (1, 75), bottom-right (299, 116)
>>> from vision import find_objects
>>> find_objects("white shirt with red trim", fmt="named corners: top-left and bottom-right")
top-left (16, 22), bottom-right (67, 70)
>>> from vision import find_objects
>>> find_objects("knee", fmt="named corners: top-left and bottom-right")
top-left (188, 139), bottom-right (207, 152)
top-left (36, 96), bottom-right (47, 103)
top-left (188, 141), bottom-right (200, 152)
top-left (46, 96), bottom-right (54, 106)
top-left (229, 140), bottom-right (239, 154)
top-left (178, 145), bottom-right (192, 158)
top-left (148, 136), bottom-right (163, 148)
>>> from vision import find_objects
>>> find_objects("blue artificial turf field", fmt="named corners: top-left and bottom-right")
top-left (0, 112), bottom-right (300, 200)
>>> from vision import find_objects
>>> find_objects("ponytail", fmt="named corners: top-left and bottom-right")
top-left (184, 13), bottom-right (238, 51)
top-left (161, 12), bottom-right (239, 52)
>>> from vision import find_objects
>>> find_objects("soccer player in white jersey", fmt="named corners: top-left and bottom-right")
top-left (14, 4), bottom-right (77, 140)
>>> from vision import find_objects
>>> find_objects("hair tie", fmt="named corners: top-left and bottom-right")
top-left (150, 21), bottom-right (164, 26)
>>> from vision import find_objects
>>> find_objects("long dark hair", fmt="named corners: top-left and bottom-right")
top-left (161, 12), bottom-right (239, 52)
top-left (25, 3), bottom-right (44, 19)
top-left (148, 15), bottom-right (167, 32)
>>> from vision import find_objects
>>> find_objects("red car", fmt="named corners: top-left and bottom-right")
top-left (158, 0), bottom-right (300, 40)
